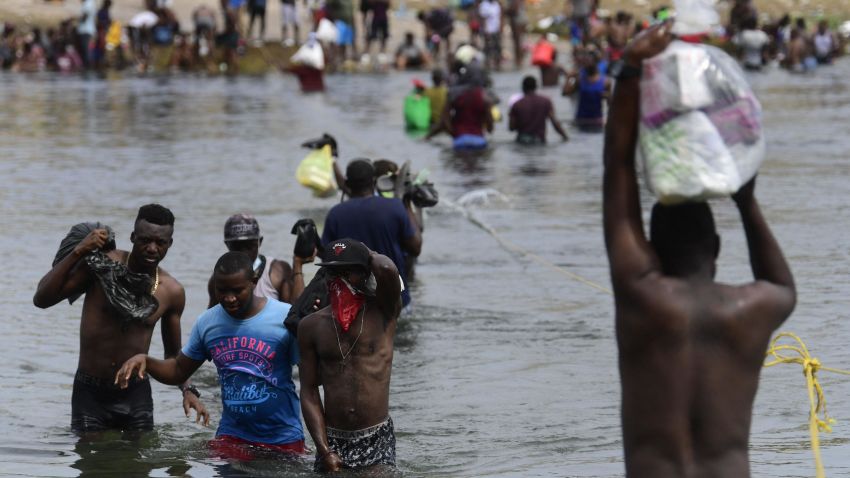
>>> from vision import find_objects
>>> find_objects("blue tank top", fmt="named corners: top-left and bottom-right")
top-left (576, 71), bottom-right (605, 122)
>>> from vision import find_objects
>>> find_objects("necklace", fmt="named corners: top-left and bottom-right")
top-left (331, 304), bottom-right (366, 372)
top-left (126, 252), bottom-right (159, 296)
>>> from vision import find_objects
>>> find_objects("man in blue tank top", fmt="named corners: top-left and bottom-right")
top-left (116, 251), bottom-right (305, 458)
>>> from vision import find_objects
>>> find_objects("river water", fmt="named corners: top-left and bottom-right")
top-left (2, 62), bottom-right (849, 477)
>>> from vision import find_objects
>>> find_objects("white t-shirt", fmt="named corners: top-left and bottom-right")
top-left (735, 29), bottom-right (769, 68)
top-left (478, 0), bottom-right (502, 35)
top-left (814, 33), bottom-right (833, 58)
top-left (78, 0), bottom-right (96, 36)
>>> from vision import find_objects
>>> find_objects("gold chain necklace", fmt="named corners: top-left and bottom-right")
top-left (126, 252), bottom-right (159, 295)
top-left (330, 304), bottom-right (366, 372)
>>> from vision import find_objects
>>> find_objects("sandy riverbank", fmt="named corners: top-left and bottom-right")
top-left (3, 0), bottom-right (848, 40)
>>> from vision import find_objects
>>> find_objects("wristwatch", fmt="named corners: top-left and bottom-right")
top-left (180, 384), bottom-right (201, 398)
top-left (610, 60), bottom-right (643, 80)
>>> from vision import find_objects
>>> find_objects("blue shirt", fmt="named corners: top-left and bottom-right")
top-left (322, 196), bottom-right (415, 306)
top-left (183, 299), bottom-right (303, 445)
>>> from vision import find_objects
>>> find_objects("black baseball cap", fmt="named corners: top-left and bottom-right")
top-left (224, 214), bottom-right (261, 242)
top-left (317, 238), bottom-right (371, 269)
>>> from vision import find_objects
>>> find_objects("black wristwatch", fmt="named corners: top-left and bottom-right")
top-left (610, 59), bottom-right (642, 80)
top-left (180, 384), bottom-right (201, 398)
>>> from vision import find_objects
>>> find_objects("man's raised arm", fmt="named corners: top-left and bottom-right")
top-left (603, 23), bottom-right (672, 288)
top-left (371, 251), bottom-right (401, 319)
top-left (732, 178), bottom-right (796, 321)
top-left (33, 229), bottom-right (106, 308)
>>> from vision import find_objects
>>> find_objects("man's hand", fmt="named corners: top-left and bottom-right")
top-left (183, 392), bottom-right (210, 426)
top-left (114, 353), bottom-right (147, 389)
top-left (74, 229), bottom-right (109, 256)
top-left (319, 451), bottom-right (343, 472)
top-left (295, 248), bottom-right (318, 264)
top-left (732, 176), bottom-right (757, 205)
top-left (623, 20), bottom-right (674, 66)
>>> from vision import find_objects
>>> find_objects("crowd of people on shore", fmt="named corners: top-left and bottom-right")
top-left (1, 0), bottom-right (847, 79)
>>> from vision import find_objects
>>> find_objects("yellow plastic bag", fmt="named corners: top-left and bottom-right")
top-left (106, 21), bottom-right (122, 49)
top-left (491, 105), bottom-right (502, 123)
top-left (296, 145), bottom-right (338, 197)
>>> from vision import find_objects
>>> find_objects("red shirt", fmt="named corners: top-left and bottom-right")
top-left (451, 87), bottom-right (487, 137)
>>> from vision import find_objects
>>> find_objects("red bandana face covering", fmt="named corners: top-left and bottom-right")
top-left (329, 277), bottom-right (365, 332)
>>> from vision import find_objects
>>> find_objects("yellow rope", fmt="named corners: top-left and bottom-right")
top-left (764, 332), bottom-right (850, 478)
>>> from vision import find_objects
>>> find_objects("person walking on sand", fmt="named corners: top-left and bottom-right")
top-left (603, 22), bottom-right (796, 477)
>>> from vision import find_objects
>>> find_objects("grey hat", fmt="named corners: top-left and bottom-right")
top-left (224, 214), bottom-right (261, 242)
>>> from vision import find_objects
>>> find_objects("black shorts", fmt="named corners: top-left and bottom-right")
top-left (370, 20), bottom-right (389, 40)
top-left (71, 370), bottom-right (153, 433)
top-left (315, 417), bottom-right (396, 470)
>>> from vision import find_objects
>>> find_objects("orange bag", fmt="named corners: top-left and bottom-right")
top-left (531, 41), bottom-right (555, 67)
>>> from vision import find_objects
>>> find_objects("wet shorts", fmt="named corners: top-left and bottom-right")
top-left (516, 133), bottom-right (545, 145)
top-left (71, 370), bottom-right (153, 433)
top-left (315, 417), bottom-right (396, 470)
top-left (209, 434), bottom-right (306, 461)
top-left (453, 134), bottom-right (488, 150)
top-left (336, 21), bottom-right (354, 46)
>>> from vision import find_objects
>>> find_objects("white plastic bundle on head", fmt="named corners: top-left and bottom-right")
top-left (637, 40), bottom-right (765, 204)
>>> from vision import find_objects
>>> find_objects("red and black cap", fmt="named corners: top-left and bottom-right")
top-left (316, 238), bottom-right (371, 269)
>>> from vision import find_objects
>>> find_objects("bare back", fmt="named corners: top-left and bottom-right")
top-left (300, 303), bottom-right (396, 429)
top-left (617, 275), bottom-right (784, 477)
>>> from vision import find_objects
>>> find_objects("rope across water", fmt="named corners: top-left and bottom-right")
top-left (764, 332), bottom-right (850, 478)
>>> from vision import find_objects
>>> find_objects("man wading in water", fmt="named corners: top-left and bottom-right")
top-left (298, 239), bottom-right (401, 472)
top-left (603, 22), bottom-right (797, 477)
top-left (34, 204), bottom-right (207, 433)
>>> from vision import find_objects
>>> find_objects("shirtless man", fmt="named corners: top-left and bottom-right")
top-left (603, 23), bottom-right (796, 477)
top-left (206, 214), bottom-right (310, 308)
top-left (34, 204), bottom-right (207, 433)
top-left (298, 238), bottom-right (401, 472)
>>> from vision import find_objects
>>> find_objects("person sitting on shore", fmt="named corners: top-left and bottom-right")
top-left (395, 31), bottom-right (429, 70)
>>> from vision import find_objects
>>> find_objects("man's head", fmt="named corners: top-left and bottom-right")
top-left (650, 202), bottom-right (720, 277)
top-left (213, 251), bottom-right (256, 318)
top-left (431, 68), bottom-right (445, 86)
top-left (818, 20), bottom-right (828, 33)
top-left (318, 238), bottom-right (371, 290)
top-left (223, 213), bottom-right (263, 261)
top-left (522, 75), bottom-right (537, 94)
top-left (742, 16), bottom-right (758, 31)
top-left (130, 204), bottom-right (175, 271)
top-left (345, 159), bottom-right (376, 196)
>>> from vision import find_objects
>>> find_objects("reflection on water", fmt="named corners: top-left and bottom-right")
top-left (2, 62), bottom-right (850, 477)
